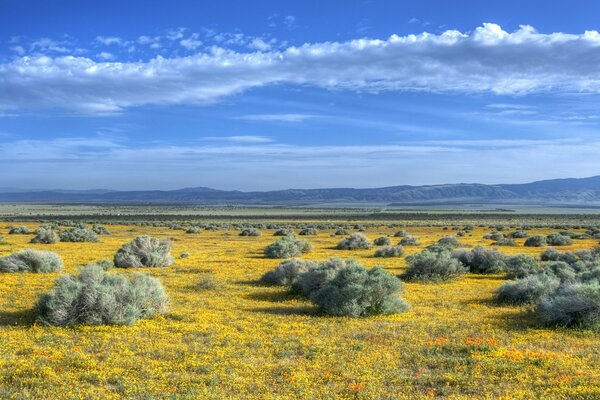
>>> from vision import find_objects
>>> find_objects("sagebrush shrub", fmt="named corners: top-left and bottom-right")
top-left (30, 228), bottom-right (60, 244)
top-left (373, 236), bottom-right (391, 246)
top-left (453, 246), bottom-right (506, 273)
top-left (59, 228), bottom-right (99, 243)
top-left (393, 230), bottom-right (408, 237)
top-left (264, 236), bottom-right (312, 258)
top-left (240, 228), bottom-right (261, 236)
top-left (546, 233), bottom-right (573, 246)
top-left (0, 249), bottom-right (63, 273)
top-left (292, 258), bottom-right (349, 296)
top-left (505, 254), bottom-right (539, 279)
top-left (336, 233), bottom-right (371, 250)
top-left (536, 283), bottom-right (600, 330)
top-left (437, 236), bottom-right (461, 247)
top-left (274, 228), bottom-right (294, 236)
top-left (9, 226), bottom-right (29, 234)
top-left (92, 224), bottom-right (111, 235)
top-left (510, 230), bottom-right (529, 238)
top-left (114, 236), bottom-right (174, 268)
top-left (403, 249), bottom-right (467, 281)
top-left (400, 236), bottom-right (421, 246)
top-left (484, 232), bottom-right (504, 241)
top-left (186, 226), bottom-right (201, 234)
top-left (496, 274), bottom-right (561, 305)
top-left (310, 264), bottom-right (410, 317)
top-left (36, 264), bottom-right (168, 326)
top-left (334, 229), bottom-right (349, 236)
top-left (374, 245), bottom-right (404, 258)
top-left (494, 238), bottom-right (516, 246)
top-left (524, 235), bottom-right (547, 247)
top-left (259, 258), bottom-right (317, 286)
top-left (299, 228), bottom-right (318, 236)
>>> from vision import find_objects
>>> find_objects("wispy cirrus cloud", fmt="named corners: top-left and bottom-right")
top-left (3, 23), bottom-right (600, 114)
top-left (200, 135), bottom-right (274, 143)
top-left (233, 113), bottom-right (318, 122)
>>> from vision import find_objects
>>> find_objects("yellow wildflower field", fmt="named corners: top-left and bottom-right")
top-left (0, 223), bottom-right (598, 399)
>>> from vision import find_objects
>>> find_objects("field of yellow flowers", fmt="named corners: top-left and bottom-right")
top-left (0, 222), bottom-right (598, 399)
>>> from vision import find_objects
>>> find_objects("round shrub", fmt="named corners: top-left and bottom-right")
top-left (92, 224), bottom-right (111, 235)
top-left (0, 249), bottom-right (63, 273)
top-left (240, 228), bottom-right (261, 236)
top-left (30, 228), bottom-right (60, 244)
top-left (546, 233), bottom-right (573, 246)
top-left (299, 228), bottom-right (318, 236)
top-left (373, 236), bottom-right (391, 246)
top-left (403, 249), bottom-right (467, 281)
top-left (293, 258), bottom-right (348, 297)
top-left (264, 236), bottom-right (312, 259)
top-left (524, 236), bottom-right (547, 247)
top-left (334, 229), bottom-right (349, 236)
top-left (259, 258), bottom-right (317, 286)
top-left (374, 245), bottom-right (404, 258)
top-left (505, 254), bottom-right (539, 279)
top-left (540, 248), bottom-right (578, 265)
top-left (399, 236), bottom-right (421, 246)
top-left (36, 264), bottom-right (168, 326)
top-left (274, 228), bottom-right (294, 237)
top-left (59, 228), bottom-right (99, 243)
top-left (453, 246), bottom-right (506, 273)
top-left (9, 226), bottom-right (29, 234)
top-left (437, 236), bottom-right (461, 247)
top-left (496, 274), bottom-right (561, 305)
top-left (494, 238), bottom-right (516, 246)
top-left (114, 236), bottom-right (174, 268)
top-left (310, 264), bottom-right (410, 317)
top-left (186, 226), bottom-right (201, 234)
top-left (394, 230), bottom-right (409, 237)
top-left (536, 283), bottom-right (600, 330)
top-left (336, 233), bottom-right (371, 250)
top-left (484, 232), bottom-right (504, 241)
top-left (510, 230), bottom-right (529, 238)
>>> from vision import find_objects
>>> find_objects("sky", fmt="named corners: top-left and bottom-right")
top-left (2, 0), bottom-right (600, 191)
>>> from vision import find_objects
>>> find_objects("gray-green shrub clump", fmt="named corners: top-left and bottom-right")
top-left (264, 235), bottom-right (312, 258)
top-left (373, 236), bottom-right (391, 246)
top-left (274, 228), bottom-right (294, 237)
top-left (399, 236), bottom-right (421, 246)
top-left (403, 249), bottom-right (467, 281)
top-left (524, 235), bottom-right (547, 247)
top-left (311, 264), bottom-right (410, 317)
top-left (546, 233), bottom-right (573, 246)
top-left (92, 224), bottom-right (111, 235)
top-left (30, 228), bottom-right (60, 244)
top-left (453, 246), bottom-right (506, 273)
top-left (374, 245), bottom-right (404, 258)
top-left (240, 228), bottom-right (261, 236)
top-left (394, 230), bottom-right (409, 237)
top-left (299, 228), bottom-right (318, 236)
top-left (0, 249), bottom-right (63, 273)
top-left (114, 236), bottom-right (174, 268)
top-left (496, 274), bottom-right (561, 305)
top-left (9, 226), bottom-right (29, 234)
top-left (336, 233), bottom-right (371, 250)
top-left (334, 229), bottom-right (349, 236)
top-left (293, 258), bottom-right (349, 297)
top-left (536, 283), bottom-right (600, 330)
top-left (59, 228), bottom-right (99, 243)
top-left (437, 236), bottom-right (461, 247)
top-left (505, 254), bottom-right (539, 279)
top-left (36, 264), bottom-right (168, 326)
top-left (186, 226), bottom-right (201, 234)
top-left (259, 258), bottom-right (317, 286)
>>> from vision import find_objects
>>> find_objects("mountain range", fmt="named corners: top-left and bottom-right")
top-left (2, 176), bottom-right (600, 205)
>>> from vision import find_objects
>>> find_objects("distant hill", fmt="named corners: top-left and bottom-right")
top-left (2, 176), bottom-right (600, 205)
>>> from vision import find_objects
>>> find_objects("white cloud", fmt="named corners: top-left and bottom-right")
top-left (96, 52), bottom-right (114, 60)
top-left (10, 46), bottom-right (25, 55)
top-left (201, 135), bottom-right (274, 143)
top-left (248, 38), bottom-right (271, 51)
top-left (234, 114), bottom-right (317, 122)
top-left (94, 36), bottom-right (124, 46)
top-left (3, 23), bottom-right (600, 114)
top-left (180, 33), bottom-right (202, 50)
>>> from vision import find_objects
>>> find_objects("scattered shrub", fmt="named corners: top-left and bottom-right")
top-left (393, 230), bottom-right (409, 237)
top-left (546, 233), bottom-right (573, 246)
top-left (114, 236), bottom-right (174, 268)
top-left (536, 283), bottom-right (600, 330)
top-left (274, 228), bottom-right (294, 236)
top-left (524, 236), bottom-right (547, 247)
top-left (403, 249), bottom-right (467, 281)
top-left (299, 228), bottom-right (318, 236)
top-left (264, 236), bottom-right (312, 258)
top-left (334, 229), bottom-right (349, 236)
top-left (292, 258), bottom-right (348, 296)
top-left (437, 236), bottom-right (461, 247)
top-left (510, 230), bottom-right (529, 238)
top-left (9, 226), bottom-right (29, 234)
top-left (540, 248), bottom-right (578, 264)
top-left (453, 246), bottom-right (506, 273)
top-left (373, 236), bottom-right (391, 246)
top-left (496, 274), bottom-right (561, 305)
top-left (374, 245), bottom-right (404, 258)
top-left (0, 249), bottom-right (63, 273)
top-left (30, 228), bottom-right (60, 244)
top-left (186, 226), bottom-right (201, 234)
top-left (310, 263), bottom-right (410, 317)
top-left (59, 228), bottom-right (99, 243)
top-left (240, 228), bottom-right (261, 236)
top-left (505, 254), bottom-right (539, 279)
top-left (494, 237), bottom-right (516, 246)
top-left (259, 258), bottom-right (317, 286)
top-left (484, 232), bottom-right (504, 241)
top-left (92, 224), bottom-right (111, 235)
top-left (399, 236), bottom-right (421, 246)
top-left (336, 233), bottom-right (371, 250)
top-left (36, 264), bottom-right (168, 326)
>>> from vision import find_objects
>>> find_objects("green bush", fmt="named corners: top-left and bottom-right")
top-left (494, 238), bottom-right (517, 246)
top-left (9, 226), bottom-right (29, 234)
top-left (30, 228), bottom-right (60, 244)
top-left (403, 249), bottom-right (467, 281)
top-left (546, 233), bottom-right (573, 246)
top-left (510, 230), bottom-right (529, 238)
top-left (540, 248), bottom-right (578, 264)
top-left (334, 229), bottom-right (349, 236)
top-left (259, 258), bottom-right (317, 286)
top-left (484, 232), bottom-right (504, 241)
top-left (0, 249), bottom-right (63, 273)
top-left (399, 236), bottom-right (421, 246)
top-left (299, 228), bottom-right (318, 236)
top-left (505, 254), bottom-right (539, 279)
top-left (240, 228), bottom-right (261, 236)
top-left (186, 226), bottom-right (201, 234)
top-left (374, 245), bottom-right (404, 258)
top-left (336, 233), bottom-right (371, 250)
top-left (393, 230), bottom-right (409, 237)
top-left (92, 224), bottom-right (111, 235)
top-left (274, 228), bottom-right (294, 236)
top-left (524, 235), bottom-right (547, 247)
top-left (536, 283), bottom-right (600, 330)
top-left (310, 263), bottom-right (410, 317)
top-left (373, 236), bottom-right (391, 246)
top-left (453, 246), bottom-right (506, 273)
top-left (292, 258), bottom-right (349, 297)
top-left (437, 236), bottom-right (461, 247)
top-left (59, 228), bottom-right (99, 243)
top-left (264, 236), bottom-right (312, 258)
top-left (36, 264), bottom-right (168, 326)
top-left (496, 274), bottom-right (561, 305)
top-left (114, 236), bottom-right (174, 268)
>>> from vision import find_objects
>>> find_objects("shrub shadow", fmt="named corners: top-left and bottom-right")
top-left (0, 309), bottom-right (36, 327)
top-left (245, 290), bottom-right (302, 303)
top-left (249, 306), bottom-right (317, 316)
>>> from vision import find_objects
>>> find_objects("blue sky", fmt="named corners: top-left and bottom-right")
top-left (2, 0), bottom-right (600, 190)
